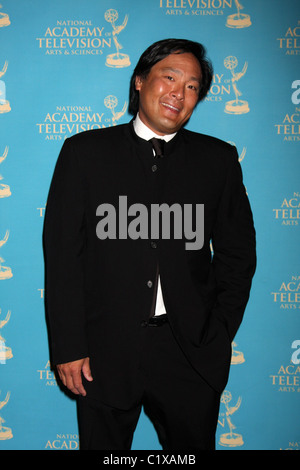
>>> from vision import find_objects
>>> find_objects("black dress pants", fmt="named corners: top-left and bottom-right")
top-left (77, 321), bottom-right (221, 450)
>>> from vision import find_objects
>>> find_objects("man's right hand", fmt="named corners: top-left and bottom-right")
top-left (57, 357), bottom-right (93, 396)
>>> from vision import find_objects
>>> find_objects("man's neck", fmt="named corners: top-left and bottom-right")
top-left (133, 113), bottom-right (176, 142)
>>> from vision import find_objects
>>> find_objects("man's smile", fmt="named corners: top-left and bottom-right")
top-left (161, 101), bottom-right (182, 114)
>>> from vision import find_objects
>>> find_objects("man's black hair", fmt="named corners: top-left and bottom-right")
top-left (129, 38), bottom-right (213, 115)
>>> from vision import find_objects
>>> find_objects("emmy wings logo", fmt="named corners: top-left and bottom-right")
top-left (0, 3), bottom-right (10, 27)
top-left (36, 9), bottom-right (131, 67)
top-left (37, 96), bottom-right (128, 141)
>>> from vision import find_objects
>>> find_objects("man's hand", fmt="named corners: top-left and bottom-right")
top-left (57, 357), bottom-right (93, 396)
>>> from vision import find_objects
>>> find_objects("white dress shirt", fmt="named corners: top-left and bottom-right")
top-left (133, 113), bottom-right (176, 316)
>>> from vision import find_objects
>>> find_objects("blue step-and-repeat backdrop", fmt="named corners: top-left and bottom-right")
top-left (0, 0), bottom-right (299, 451)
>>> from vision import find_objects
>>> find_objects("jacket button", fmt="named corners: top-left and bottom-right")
top-left (141, 320), bottom-right (148, 327)
top-left (150, 241), bottom-right (157, 249)
top-left (147, 280), bottom-right (153, 288)
top-left (152, 164), bottom-right (157, 172)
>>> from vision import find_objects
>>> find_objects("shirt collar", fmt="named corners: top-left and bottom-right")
top-left (133, 113), bottom-right (177, 143)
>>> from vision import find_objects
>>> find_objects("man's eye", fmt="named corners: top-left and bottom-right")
top-left (165, 76), bottom-right (174, 81)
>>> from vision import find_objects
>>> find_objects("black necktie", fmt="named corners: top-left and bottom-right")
top-left (150, 137), bottom-right (165, 158)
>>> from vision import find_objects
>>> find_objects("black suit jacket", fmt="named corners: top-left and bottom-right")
top-left (43, 121), bottom-right (256, 407)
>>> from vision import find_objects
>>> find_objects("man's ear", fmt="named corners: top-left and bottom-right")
top-left (135, 75), bottom-right (143, 91)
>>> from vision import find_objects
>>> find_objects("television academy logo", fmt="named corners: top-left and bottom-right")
top-left (37, 96), bottom-right (128, 141)
top-left (269, 342), bottom-right (300, 393)
top-left (159, 0), bottom-right (252, 28)
top-left (277, 20), bottom-right (300, 56)
top-left (36, 9), bottom-right (131, 67)
top-left (273, 192), bottom-right (300, 226)
top-left (271, 275), bottom-right (300, 309)
top-left (275, 81), bottom-right (300, 142)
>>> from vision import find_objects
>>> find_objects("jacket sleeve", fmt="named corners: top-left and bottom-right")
top-left (210, 145), bottom-right (256, 342)
top-left (43, 138), bottom-right (89, 365)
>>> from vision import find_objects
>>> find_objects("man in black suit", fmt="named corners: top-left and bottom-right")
top-left (43, 38), bottom-right (256, 450)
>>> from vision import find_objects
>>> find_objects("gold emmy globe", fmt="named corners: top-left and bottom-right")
top-left (104, 95), bottom-right (128, 123)
top-left (105, 9), bottom-right (131, 68)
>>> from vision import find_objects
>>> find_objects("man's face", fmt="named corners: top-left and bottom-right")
top-left (135, 52), bottom-right (202, 135)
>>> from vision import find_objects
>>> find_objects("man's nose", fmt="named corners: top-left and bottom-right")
top-left (171, 83), bottom-right (184, 100)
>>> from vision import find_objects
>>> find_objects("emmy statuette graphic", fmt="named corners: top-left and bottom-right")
top-left (231, 341), bottom-right (245, 365)
top-left (219, 391), bottom-right (244, 447)
top-left (0, 392), bottom-right (12, 440)
top-left (0, 61), bottom-right (11, 114)
top-left (0, 309), bottom-right (12, 363)
top-left (0, 146), bottom-right (11, 198)
top-left (105, 9), bottom-right (131, 68)
top-left (0, 230), bottom-right (13, 280)
top-left (224, 56), bottom-right (249, 115)
top-left (226, 0), bottom-right (251, 29)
